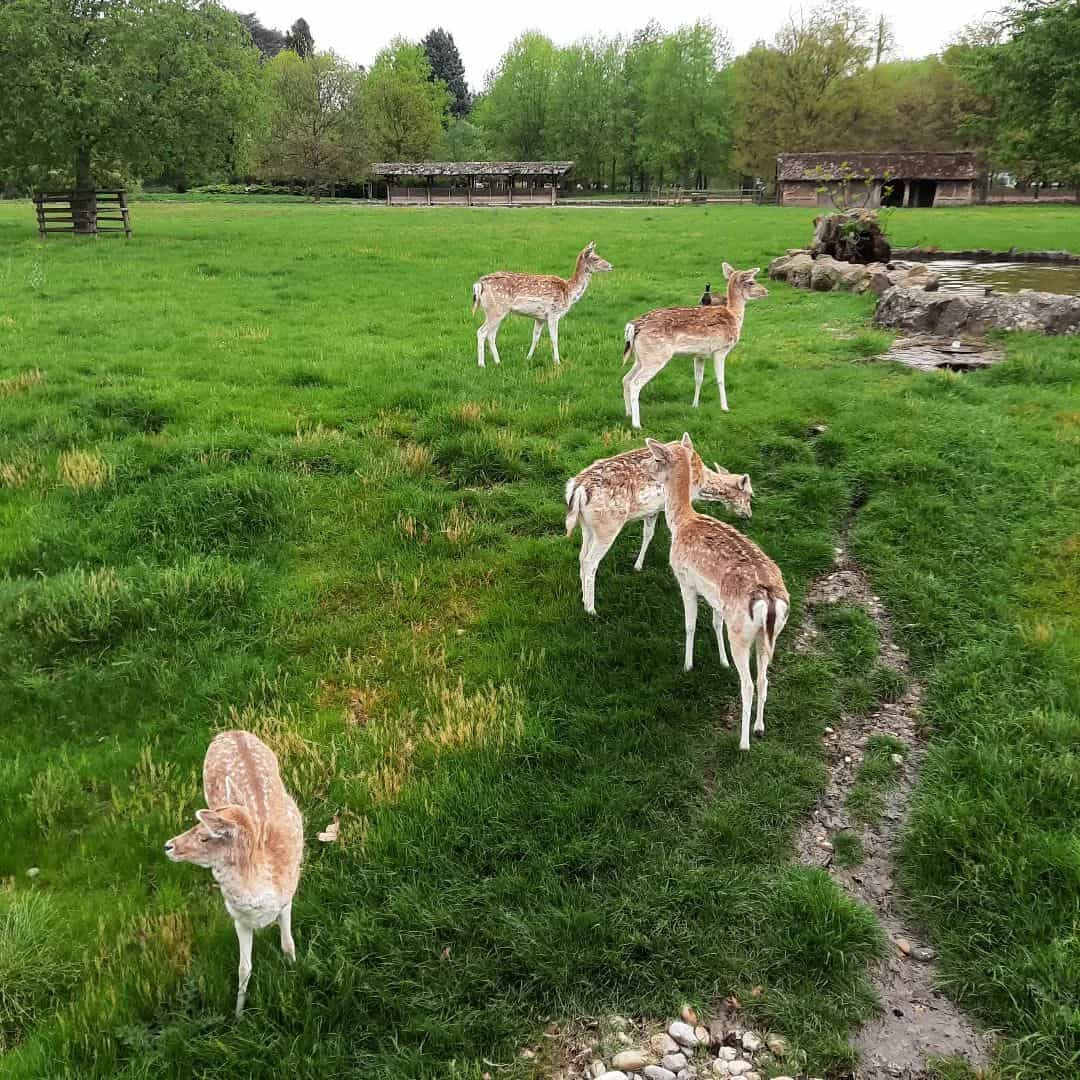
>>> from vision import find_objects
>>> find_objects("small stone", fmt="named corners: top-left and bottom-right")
top-left (693, 1026), bottom-right (708, 1044)
top-left (662, 1054), bottom-right (687, 1072)
top-left (520, 1049), bottom-right (536, 1060)
top-left (26, 867), bottom-right (40, 878)
top-left (911, 945), bottom-right (937, 962)
top-left (590, 1063), bottom-right (607, 1078)
top-left (617, 1032), bottom-right (633, 1046)
top-left (706, 1019), bottom-right (725, 1048)
top-left (816, 839), bottom-right (834, 853)
top-left (740, 1032), bottom-right (762, 1053)
top-left (595, 1073), bottom-right (628, 1080)
top-left (765, 1034), bottom-right (789, 1058)
top-left (676, 1071), bottom-right (695, 1080)
top-left (680, 1004), bottom-right (698, 1025)
top-left (717, 1047), bottom-right (738, 1061)
top-left (712, 1063), bottom-right (730, 1077)
top-left (651, 1034), bottom-right (679, 1056)
top-left (645, 1069), bottom-right (676, 1080)
top-left (824, 726), bottom-right (835, 735)
top-left (896, 937), bottom-right (912, 956)
top-left (727, 1063), bottom-right (752, 1077)
top-left (843, 755), bottom-right (853, 764)
top-left (608, 1015), bottom-right (631, 1032)
top-left (668, 1022), bottom-right (698, 1048)
top-left (772, 1077), bottom-right (795, 1080)
top-left (890, 753), bottom-right (903, 765)
top-left (613, 1052), bottom-right (648, 1072)
top-left (743, 1073), bottom-right (761, 1080)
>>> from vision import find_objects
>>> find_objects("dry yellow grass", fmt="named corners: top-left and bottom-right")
top-left (442, 504), bottom-right (477, 546)
top-left (57, 450), bottom-right (111, 490)
top-left (0, 367), bottom-right (44, 398)
top-left (0, 456), bottom-right (41, 489)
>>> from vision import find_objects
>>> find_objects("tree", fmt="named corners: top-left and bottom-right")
top-left (638, 20), bottom-right (732, 188)
top-left (239, 11), bottom-right (287, 59)
top-left (0, 0), bottom-right (262, 198)
top-left (619, 22), bottom-right (664, 190)
top-left (254, 50), bottom-right (364, 196)
top-left (474, 33), bottom-right (557, 159)
top-left (422, 28), bottom-right (471, 118)
top-left (362, 39), bottom-right (450, 160)
top-left (441, 118), bottom-right (488, 161)
top-left (730, 1), bottom-right (876, 177)
top-left (284, 17), bottom-right (314, 59)
top-left (959, 1), bottom-right (1080, 188)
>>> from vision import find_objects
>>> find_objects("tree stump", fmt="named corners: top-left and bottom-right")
top-left (811, 209), bottom-right (891, 265)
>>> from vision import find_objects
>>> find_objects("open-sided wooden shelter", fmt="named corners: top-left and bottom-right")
top-left (370, 162), bottom-right (574, 206)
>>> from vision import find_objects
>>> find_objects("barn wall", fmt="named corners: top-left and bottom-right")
top-left (779, 181), bottom-right (819, 207)
top-left (933, 180), bottom-right (975, 206)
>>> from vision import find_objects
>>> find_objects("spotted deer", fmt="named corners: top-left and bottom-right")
top-left (622, 264), bottom-right (767, 429)
top-left (472, 241), bottom-right (613, 367)
top-left (646, 435), bottom-right (788, 751)
top-left (565, 434), bottom-right (753, 615)
top-left (165, 730), bottom-right (303, 1015)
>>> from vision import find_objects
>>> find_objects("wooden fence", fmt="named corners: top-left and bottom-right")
top-left (34, 190), bottom-right (132, 238)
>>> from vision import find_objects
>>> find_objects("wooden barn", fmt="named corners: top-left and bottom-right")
top-left (370, 162), bottom-right (574, 206)
top-left (776, 152), bottom-right (978, 208)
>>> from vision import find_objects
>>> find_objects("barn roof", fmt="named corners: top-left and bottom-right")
top-left (371, 161), bottom-right (574, 178)
top-left (776, 152), bottom-right (978, 181)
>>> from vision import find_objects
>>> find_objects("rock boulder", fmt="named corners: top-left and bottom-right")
top-left (874, 286), bottom-right (1080, 336)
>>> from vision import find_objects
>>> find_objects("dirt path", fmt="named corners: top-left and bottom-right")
top-left (793, 537), bottom-right (991, 1079)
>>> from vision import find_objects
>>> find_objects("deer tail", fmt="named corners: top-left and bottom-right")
top-left (622, 321), bottom-right (637, 363)
top-left (565, 480), bottom-right (587, 536)
top-left (471, 281), bottom-right (483, 316)
top-left (751, 589), bottom-right (788, 652)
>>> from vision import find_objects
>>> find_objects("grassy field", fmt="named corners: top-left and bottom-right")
top-left (0, 200), bottom-right (1077, 1079)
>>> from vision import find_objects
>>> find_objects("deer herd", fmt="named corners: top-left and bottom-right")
top-left (168, 241), bottom-right (787, 1014)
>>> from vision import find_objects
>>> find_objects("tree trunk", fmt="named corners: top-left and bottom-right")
top-left (73, 145), bottom-right (95, 235)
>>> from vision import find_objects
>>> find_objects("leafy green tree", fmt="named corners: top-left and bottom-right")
top-left (959, 0), bottom-right (1080, 188)
top-left (441, 118), bottom-right (488, 161)
top-left (254, 50), bottom-right (364, 196)
top-left (362, 39), bottom-right (451, 160)
top-left (730, 1), bottom-right (875, 177)
top-left (638, 20), bottom-right (732, 188)
top-left (474, 33), bottom-right (557, 159)
top-left (619, 22), bottom-right (664, 190)
top-left (239, 11), bottom-right (287, 59)
top-left (284, 17), bottom-right (314, 59)
top-left (0, 0), bottom-right (262, 193)
top-left (422, 27), bottom-right (471, 118)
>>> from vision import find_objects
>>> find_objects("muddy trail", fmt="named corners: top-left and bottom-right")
top-left (793, 536), bottom-right (991, 1079)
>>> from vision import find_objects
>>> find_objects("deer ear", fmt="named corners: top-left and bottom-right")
top-left (738, 474), bottom-right (752, 493)
top-left (747, 267), bottom-right (761, 278)
top-left (680, 432), bottom-right (693, 449)
top-left (645, 438), bottom-right (670, 464)
top-left (714, 461), bottom-right (730, 475)
top-left (722, 262), bottom-right (734, 280)
top-left (196, 810), bottom-right (236, 838)
top-left (585, 241), bottom-right (595, 252)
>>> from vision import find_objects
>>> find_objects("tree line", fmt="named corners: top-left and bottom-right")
top-left (0, 0), bottom-right (1076, 198)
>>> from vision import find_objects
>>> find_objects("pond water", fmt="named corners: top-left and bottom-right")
top-left (916, 259), bottom-right (1080, 296)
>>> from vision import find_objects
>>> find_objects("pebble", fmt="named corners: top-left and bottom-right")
top-left (595, 1073), bottom-right (627, 1080)
top-left (717, 1047), bottom-right (738, 1061)
top-left (676, 1071), bottom-right (694, 1080)
top-left (707, 1019), bottom-right (725, 1046)
top-left (590, 1063), bottom-right (607, 1078)
top-left (662, 1054), bottom-right (687, 1072)
top-left (26, 867), bottom-right (40, 878)
top-left (617, 1031), bottom-right (633, 1045)
top-left (520, 1048), bottom-right (536, 1060)
top-left (667, 1022), bottom-right (698, 1048)
top-left (712, 1063), bottom-right (730, 1077)
top-left (816, 838), bottom-right (834, 852)
top-left (824, 725), bottom-right (835, 735)
top-left (727, 1062), bottom-right (751, 1076)
top-left (693, 1026), bottom-right (708, 1044)
top-left (644, 1069), bottom-right (676, 1080)
top-left (912, 945), bottom-right (937, 962)
top-left (895, 937), bottom-right (912, 956)
top-left (613, 1052), bottom-right (648, 1072)
top-left (680, 1004), bottom-right (698, 1025)
top-left (744, 1074), bottom-right (761, 1080)
top-left (843, 755), bottom-right (853, 764)
top-left (772, 1077), bottom-right (796, 1080)
top-left (651, 1034), bottom-right (679, 1056)
top-left (740, 1031), bottom-right (762, 1053)
top-left (766, 1034), bottom-right (789, 1058)
top-left (890, 752), bottom-right (904, 765)
top-left (608, 1015), bottom-right (631, 1032)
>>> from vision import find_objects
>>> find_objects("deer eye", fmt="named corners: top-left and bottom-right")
top-left (200, 836), bottom-right (209, 843)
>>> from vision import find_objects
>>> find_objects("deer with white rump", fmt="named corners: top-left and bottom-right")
top-left (565, 435), bottom-right (753, 615)
top-left (165, 730), bottom-right (303, 1015)
top-left (622, 263), bottom-right (767, 429)
top-left (646, 435), bottom-right (788, 751)
top-left (472, 241), bottom-right (613, 367)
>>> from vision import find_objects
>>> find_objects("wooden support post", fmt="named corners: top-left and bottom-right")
top-left (386, 179), bottom-right (392, 206)
top-left (507, 177), bottom-right (512, 206)
top-left (551, 174), bottom-right (557, 206)
top-left (426, 176), bottom-right (432, 206)
top-left (467, 176), bottom-right (473, 207)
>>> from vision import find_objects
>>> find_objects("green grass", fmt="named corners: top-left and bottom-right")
top-left (0, 200), bottom-right (1077, 1079)
top-left (847, 736), bottom-right (908, 827)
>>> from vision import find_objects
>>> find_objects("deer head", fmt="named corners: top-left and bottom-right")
top-left (699, 464), bottom-right (753, 518)
top-left (580, 241), bottom-right (613, 273)
top-left (722, 263), bottom-right (768, 301)
top-left (165, 807), bottom-right (254, 871)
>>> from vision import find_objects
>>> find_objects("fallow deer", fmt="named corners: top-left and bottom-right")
top-left (622, 264), bottom-right (767, 429)
top-left (165, 730), bottom-right (304, 1015)
top-left (472, 241), bottom-right (613, 367)
top-left (646, 435), bottom-right (788, 751)
top-left (566, 435), bottom-right (753, 615)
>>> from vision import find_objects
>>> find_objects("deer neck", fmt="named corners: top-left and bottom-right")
top-left (725, 278), bottom-right (746, 323)
top-left (566, 257), bottom-right (592, 307)
top-left (662, 456), bottom-right (695, 533)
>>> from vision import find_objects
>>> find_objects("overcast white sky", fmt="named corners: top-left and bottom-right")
top-left (245, 1), bottom-right (1000, 86)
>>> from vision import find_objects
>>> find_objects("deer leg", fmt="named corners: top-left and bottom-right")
top-left (581, 519), bottom-right (619, 615)
top-left (476, 323), bottom-right (488, 368)
top-left (487, 316), bottom-right (505, 366)
top-left (713, 348), bottom-right (731, 411)
top-left (754, 636), bottom-right (772, 735)
top-left (692, 356), bottom-right (705, 408)
top-left (634, 514), bottom-right (658, 571)
top-left (728, 627), bottom-right (755, 751)
top-left (678, 578), bottom-right (698, 671)
top-left (622, 361), bottom-right (641, 417)
top-left (712, 607), bottom-right (730, 668)
top-left (235, 920), bottom-right (254, 1016)
top-left (547, 316), bottom-right (561, 364)
top-left (526, 319), bottom-right (544, 359)
top-left (278, 901), bottom-right (295, 962)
